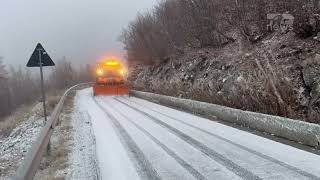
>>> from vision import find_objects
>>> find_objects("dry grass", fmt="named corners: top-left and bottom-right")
top-left (0, 104), bottom-right (35, 137)
top-left (47, 95), bottom-right (61, 114)
top-left (0, 92), bottom-right (64, 138)
top-left (34, 93), bottom-right (75, 180)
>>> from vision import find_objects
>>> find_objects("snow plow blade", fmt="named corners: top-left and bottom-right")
top-left (93, 84), bottom-right (129, 96)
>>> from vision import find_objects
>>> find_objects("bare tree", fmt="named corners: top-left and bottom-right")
top-left (0, 58), bottom-right (6, 79)
top-left (48, 58), bottom-right (93, 91)
top-left (0, 57), bottom-right (93, 118)
top-left (7, 66), bottom-right (39, 109)
top-left (0, 59), bottom-right (11, 117)
top-left (48, 58), bottom-right (76, 90)
top-left (121, 0), bottom-right (320, 65)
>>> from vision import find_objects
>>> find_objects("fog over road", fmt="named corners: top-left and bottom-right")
top-left (76, 88), bottom-right (320, 180)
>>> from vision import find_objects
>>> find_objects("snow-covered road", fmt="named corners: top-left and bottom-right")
top-left (77, 88), bottom-right (320, 180)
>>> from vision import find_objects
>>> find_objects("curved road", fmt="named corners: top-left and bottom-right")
top-left (76, 88), bottom-right (320, 180)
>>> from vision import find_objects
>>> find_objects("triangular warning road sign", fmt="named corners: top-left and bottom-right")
top-left (27, 43), bottom-right (55, 67)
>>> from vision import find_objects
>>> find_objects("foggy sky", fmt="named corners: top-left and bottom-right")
top-left (0, 0), bottom-right (157, 66)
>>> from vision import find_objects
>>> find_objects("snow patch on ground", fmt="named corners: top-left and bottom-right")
top-left (0, 103), bottom-right (45, 179)
top-left (67, 91), bottom-right (100, 180)
top-left (1, 91), bottom-right (100, 180)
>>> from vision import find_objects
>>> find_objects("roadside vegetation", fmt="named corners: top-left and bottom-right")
top-left (0, 57), bottom-right (93, 136)
top-left (34, 92), bottom-right (75, 180)
top-left (121, 0), bottom-right (320, 123)
top-left (121, 0), bottom-right (320, 64)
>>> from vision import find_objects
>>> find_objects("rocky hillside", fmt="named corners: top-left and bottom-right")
top-left (128, 32), bottom-right (320, 123)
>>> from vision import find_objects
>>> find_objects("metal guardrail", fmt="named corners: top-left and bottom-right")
top-left (13, 82), bottom-right (93, 180)
top-left (131, 90), bottom-right (320, 149)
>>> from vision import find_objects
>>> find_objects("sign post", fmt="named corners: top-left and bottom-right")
top-left (38, 47), bottom-right (47, 122)
top-left (27, 43), bottom-right (55, 122)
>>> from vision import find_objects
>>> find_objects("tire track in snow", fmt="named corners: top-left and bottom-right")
top-left (93, 98), bottom-right (161, 180)
top-left (102, 98), bottom-right (208, 180)
top-left (115, 98), bottom-right (262, 180)
top-left (121, 97), bottom-right (320, 180)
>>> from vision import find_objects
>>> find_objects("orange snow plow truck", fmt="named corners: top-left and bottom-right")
top-left (93, 58), bottom-right (129, 96)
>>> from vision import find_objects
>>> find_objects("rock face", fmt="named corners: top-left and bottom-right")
top-left (303, 54), bottom-right (320, 111)
top-left (303, 54), bottom-right (320, 121)
top-left (129, 33), bottom-right (320, 123)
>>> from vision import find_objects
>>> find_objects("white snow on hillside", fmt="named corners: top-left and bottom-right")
top-left (0, 103), bottom-right (45, 179)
